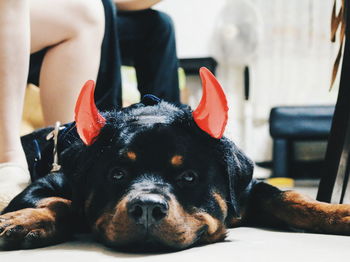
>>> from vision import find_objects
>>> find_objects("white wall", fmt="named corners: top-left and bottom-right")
top-left (156, 0), bottom-right (227, 58)
top-left (156, 0), bottom-right (249, 149)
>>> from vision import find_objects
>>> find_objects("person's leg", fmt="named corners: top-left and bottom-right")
top-left (0, 0), bottom-right (31, 212)
top-left (118, 9), bottom-right (180, 103)
top-left (94, 0), bottom-right (123, 111)
top-left (0, 0), bottom-right (30, 168)
top-left (27, 0), bottom-right (122, 112)
top-left (30, 0), bottom-right (105, 125)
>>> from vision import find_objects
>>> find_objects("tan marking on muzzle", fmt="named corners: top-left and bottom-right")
top-left (213, 192), bottom-right (228, 219)
top-left (194, 212), bottom-right (219, 234)
top-left (158, 196), bottom-right (227, 247)
top-left (193, 211), bottom-right (227, 243)
top-left (229, 217), bottom-right (243, 228)
top-left (94, 196), bottom-right (140, 245)
top-left (155, 195), bottom-right (204, 248)
top-left (94, 211), bottom-right (114, 242)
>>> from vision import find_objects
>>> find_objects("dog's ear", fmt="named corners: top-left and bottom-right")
top-left (75, 80), bottom-right (106, 145)
top-left (192, 68), bottom-right (252, 217)
top-left (220, 138), bottom-right (254, 218)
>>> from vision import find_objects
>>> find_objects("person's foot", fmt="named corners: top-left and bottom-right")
top-left (0, 146), bottom-right (31, 212)
top-left (0, 146), bottom-right (28, 169)
top-left (0, 162), bottom-right (30, 212)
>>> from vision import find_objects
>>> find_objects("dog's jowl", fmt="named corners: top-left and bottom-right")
top-left (1, 68), bottom-right (350, 251)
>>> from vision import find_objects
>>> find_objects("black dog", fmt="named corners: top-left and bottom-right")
top-left (0, 68), bottom-right (349, 251)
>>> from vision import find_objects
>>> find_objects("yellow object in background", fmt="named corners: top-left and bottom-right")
top-left (266, 177), bottom-right (295, 188)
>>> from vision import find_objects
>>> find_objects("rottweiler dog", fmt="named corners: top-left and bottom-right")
top-left (0, 68), bottom-right (350, 251)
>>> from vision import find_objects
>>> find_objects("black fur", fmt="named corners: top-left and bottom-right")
top-left (1, 99), bottom-right (256, 250)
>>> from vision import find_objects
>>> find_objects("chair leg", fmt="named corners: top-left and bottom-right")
top-left (272, 139), bottom-right (289, 177)
top-left (317, 1), bottom-right (350, 203)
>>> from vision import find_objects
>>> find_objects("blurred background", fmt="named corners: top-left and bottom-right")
top-left (22, 0), bottom-right (341, 187)
top-left (156, 0), bottom-right (339, 183)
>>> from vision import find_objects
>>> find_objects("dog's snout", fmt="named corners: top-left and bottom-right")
top-left (128, 194), bottom-right (168, 227)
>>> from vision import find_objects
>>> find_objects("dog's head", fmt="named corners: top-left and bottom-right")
top-left (66, 68), bottom-right (253, 251)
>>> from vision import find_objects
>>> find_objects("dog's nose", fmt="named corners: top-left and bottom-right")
top-left (128, 194), bottom-right (168, 227)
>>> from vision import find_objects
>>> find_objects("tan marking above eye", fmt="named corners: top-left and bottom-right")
top-left (126, 151), bottom-right (137, 161)
top-left (171, 155), bottom-right (183, 166)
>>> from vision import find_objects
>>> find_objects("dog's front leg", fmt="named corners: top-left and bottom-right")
top-left (245, 182), bottom-right (350, 235)
top-left (0, 172), bottom-right (75, 250)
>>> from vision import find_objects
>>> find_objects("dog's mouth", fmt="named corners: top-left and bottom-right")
top-left (100, 224), bottom-right (209, 253)
top-left (106, 236), bottom-right (180, 253)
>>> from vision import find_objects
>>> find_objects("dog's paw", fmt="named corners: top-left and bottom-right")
top-left (325, 204), bottom-right (350, 233)
top-left (0, 208), bottom-right (60, 250)
top-left (308, 203), bottom-right (350, 235)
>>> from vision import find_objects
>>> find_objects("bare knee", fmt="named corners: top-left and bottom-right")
top-left (66, 0), bottom-right (105, 41)
top-left (0, 0), bottom-right (28, 7)
top-left (0, 0), bottom-right (29, 16)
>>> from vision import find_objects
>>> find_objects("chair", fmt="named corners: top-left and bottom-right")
top-left (269, 106), bottom-right (334, 178)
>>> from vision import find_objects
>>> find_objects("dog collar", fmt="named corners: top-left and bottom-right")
top-left (141, 94), bottom-right (161, 106)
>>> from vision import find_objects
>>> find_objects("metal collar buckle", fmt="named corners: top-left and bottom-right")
top-left (46, 121), bottom-right (65, 172)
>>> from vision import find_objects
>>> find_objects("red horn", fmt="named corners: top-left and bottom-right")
top-left (74, 80), bottom-right (106, 145)
top-left (192, 67), bottom-right (228, 139)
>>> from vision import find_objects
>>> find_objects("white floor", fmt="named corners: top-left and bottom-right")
top-left (2, 181), bottom-right (349, 261)
top-left (1, 227), bottom-right (350, 262)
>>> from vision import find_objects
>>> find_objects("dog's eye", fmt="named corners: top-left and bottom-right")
top-left (108, 168), bottom-right (127, 182)
top-left (177, 170), bottom-right (198, 186)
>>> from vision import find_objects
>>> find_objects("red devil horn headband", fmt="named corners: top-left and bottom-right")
top-left (193, 67), bottom-right (229, 139)
top-left (75, 80), bottom-right (106, 145)
top-left (75, 68), bottom-right (228, 145)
